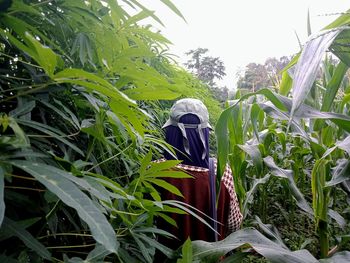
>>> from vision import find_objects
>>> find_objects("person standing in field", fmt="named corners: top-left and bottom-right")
top-left (157, 98), bottom-right (243, 252)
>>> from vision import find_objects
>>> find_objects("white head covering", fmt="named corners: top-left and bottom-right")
top-left (162, 98), bottom-right (211, 159)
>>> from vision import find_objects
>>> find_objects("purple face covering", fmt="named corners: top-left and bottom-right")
top-left (164, 114), bottom-right (210, 168)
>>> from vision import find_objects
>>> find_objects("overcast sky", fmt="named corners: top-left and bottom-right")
top-left (140, 1), bottom-right (350, 89)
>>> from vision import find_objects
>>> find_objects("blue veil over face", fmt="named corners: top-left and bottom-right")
top-left (163, 114), bottom-right (210, 168)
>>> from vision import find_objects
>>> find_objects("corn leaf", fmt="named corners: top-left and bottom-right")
top-left (290, 29), bottom-right (343, 119)
top-left (238, 144), bottom-right (263, 175)
top-left (323, 9), bottom-right (350, 30)
top-left (320, 251), bottom-right (350, 262)
top-left (279, 70), bottom-right (293, 96)
top-left (264, 156), bottom-right (313, 215)
top-left (191, 228), bottom-right (318, 263)
top-left (326, 159), bottom-right (350, 187)
top-left (321, 61), bottom-right (348, 112)
top-left (243, 175), bottom-right (270, 217)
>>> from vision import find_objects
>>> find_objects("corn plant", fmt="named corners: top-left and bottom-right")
top-left (214, 9), bottom-right (350, 261)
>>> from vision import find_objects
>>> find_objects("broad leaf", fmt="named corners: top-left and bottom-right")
top-left (291, 29), bottom-right (343, 118)
top-left (263, 156), bottom-right (313, 215)
top-left (146, 178), bottom-right (184, 197)
top-left (326, 159), bottom-right (350, 187)
top-left (238, 144), bottom-right (262, 175)
top-left (191, 228), bottom-right (318, 263)
top-left (177, 238), bottom-right (193, 263)
top-left (243, 175), bottom-right (270, 216)
top-left (320, 251), bottom-right (350, 262)
top-left (24, 32), bottom-right (58, 77)
top-left (2, 217), bottom-right (51, 260)
top-left (9, 161), bottom-right (118, 253)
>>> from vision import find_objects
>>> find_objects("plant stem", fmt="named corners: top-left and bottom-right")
top-left (318, 219), bottom-right (329, 258)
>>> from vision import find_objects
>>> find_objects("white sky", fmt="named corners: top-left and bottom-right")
top-left (139, 1), bottom-right (350, 89)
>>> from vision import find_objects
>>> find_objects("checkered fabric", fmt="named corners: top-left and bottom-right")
top-left (156, 158), bottom-right (243, 232)
top-left (216, 160), bottom-right (243, 232)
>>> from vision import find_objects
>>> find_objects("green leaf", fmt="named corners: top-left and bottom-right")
top-left (86, 173), bottom-right (131, 200)
top-left (323, 10), bottom-right (350, 30)
top-left (140, 150), bottom-right (153, 176)
top-left (328, 209), bottom-right (346, 230)
top-left (243, 175), bottom-right (270, 216)
top-left (145, 170), bottom-right (192, 179)
top-left (191, 228), bottom-right (318, 263)
top-left (145, 160), bottom-right (181, 174)
top-left (86, 244), bottom-right (111, 262)
top-left (250, 103), bottom-right (261, 140)
top-left (238, 144), bottom-right (263, 175)
top-left (134, 227), bottom-right (177, 239)
top-left (321, 61), bottom-right (348, 112)
top-left (9, 101), bottom-right (35, 118)
top-left (254, 216), bottom-right (288, 249)
top-left (160, 0), bottom-right (186, 22)
top-left (0, 217), bottom-right (41, 242)
top-left (9, 161), bottom-right (119, 253)
top-left (307, 9), bottom-right (312, 37)
top-left (54, 68), bottom-right (136, 105)
top-left (123, 86), bottom-right (180, 100)
top-left (137, 233), bottom-right (174, 258)
top-left (2, 217), bottom-right (51, 260)
top-left (123, 10), bottom-right (156, 27)
top-left (290, 28), bottom-right (343, 119)
top-left (326, 159), bottom-right (350, 187)
top-left (161, 200), bottom-right (216, 233)
top-left (39, 99), bottom-right (80, 130)
top-left (279, 70), bottom-right (293, 96)
top-left (17, 119), bottom-right (84, 156)
top-left (330, 29), bottom-right (350, 66)
top-left (0, 117), bottom-right (29, 148)
top-left (146, 178), bottom-right (183, 197)
top-left (320, 251), bottom-right (350, 262)
top-left (24, 32), bottom-right (58, 77)
top-left (216, 89), bottom-right (286, 179)
top-left (322, 134), bottom-right (350, 159)
top-left (143, 181), bottom-right (162, 201)
top-left (263, 156), bottom-right (313, 215)
top-left (131, 233), bottom-right (153, 263)
top-left (126, 0), bottom-right (165, 26)
top-left (177, 238), bottom-right (193, 263)
top-left (263, 95), bottom-right (350, 133)
top-left (0, 254), bottom-right (17, 263)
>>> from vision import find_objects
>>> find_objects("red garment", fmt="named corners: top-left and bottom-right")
top-left (157, 159), bottom-right (242, 250)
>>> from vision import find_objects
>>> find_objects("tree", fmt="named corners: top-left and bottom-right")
top-left (185, 48), bottom-right (226, 87)
top-left (237, 56), bottom-right (291, 91)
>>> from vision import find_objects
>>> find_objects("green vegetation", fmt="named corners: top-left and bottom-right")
top-left (1, 1), bottom-right (350, 262)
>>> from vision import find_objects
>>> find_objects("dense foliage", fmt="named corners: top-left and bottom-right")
top-left (2, 1), bottom-right (350, 263)
top-left (212, 10), bottom-right (350, 262)
top-left (0, 0), bottom-right (220, 262)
